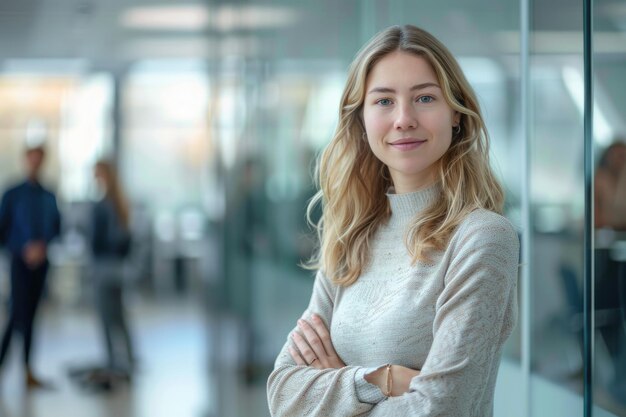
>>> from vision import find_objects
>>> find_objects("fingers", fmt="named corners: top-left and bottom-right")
top-left (288, 346), bottom-right (307, 366)
top-left (309, 315), bottom-right (337, 358)
top-left (291, 331), bottom-right (320, 368)
top-left (289, 314), bottom-right (345, 369)
top-left (297, 319), bottom-right (328, 362)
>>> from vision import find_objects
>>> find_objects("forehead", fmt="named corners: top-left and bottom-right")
top-left (366, 51), bottom-right (438, 87)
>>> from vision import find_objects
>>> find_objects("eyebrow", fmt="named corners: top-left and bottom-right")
top-left (367, 82), bottom-right (440, 95)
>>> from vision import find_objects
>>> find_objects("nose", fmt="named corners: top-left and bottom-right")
top-left (393, 102), bottom-right (417, 130)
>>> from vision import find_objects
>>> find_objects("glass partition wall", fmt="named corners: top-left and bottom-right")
top-left (0, 1), bottom-right (624, 416)
top-left (528, 0), bottom-right (586, 415)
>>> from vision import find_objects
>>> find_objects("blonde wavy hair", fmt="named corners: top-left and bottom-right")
top-left (305, 25), bottom-right (504, 287)
top-left (95, 160), bottom-right (130, 230)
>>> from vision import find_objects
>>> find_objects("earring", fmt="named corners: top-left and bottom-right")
top-left (379, 164), bottom-right (390, 182)
top-left (453, 125), bottom-right (461, 135)
top-left (361, 132), bottom-right (368, 141)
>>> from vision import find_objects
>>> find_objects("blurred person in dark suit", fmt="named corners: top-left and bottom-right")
top-left (0, 144), bottom-right (61, 389)
top-left (90, 160), bottom-right (135, 373)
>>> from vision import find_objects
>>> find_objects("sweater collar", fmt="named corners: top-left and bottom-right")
top-left (386, 182), bottom-right (441, 224)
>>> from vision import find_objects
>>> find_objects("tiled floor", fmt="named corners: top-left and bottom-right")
top-left (0, 295), bottom-right (269, 417)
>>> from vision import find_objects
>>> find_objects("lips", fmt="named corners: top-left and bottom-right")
top-left (389, 138), bottom-right (426, 151)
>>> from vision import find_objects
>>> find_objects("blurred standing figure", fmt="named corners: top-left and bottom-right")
top-left (594, 140), bottom-right (626, 402)
top-left (0, 145), bottom-right (61, 389)
top-left (90, 160), bottom-right (135, 372)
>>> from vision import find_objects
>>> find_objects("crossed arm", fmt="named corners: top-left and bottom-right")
top-left (267, 271), bottom-right (426, 417)
top-left (289, 314), bottom-right (420, 396)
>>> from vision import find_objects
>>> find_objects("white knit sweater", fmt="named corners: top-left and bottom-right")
top-left (267, 184), bottom-right (520, 417)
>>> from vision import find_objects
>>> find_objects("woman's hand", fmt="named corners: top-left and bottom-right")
top-left (288, 314), bottom-right (346, 369)
top-left (364, 365), bottom-right (421, 397)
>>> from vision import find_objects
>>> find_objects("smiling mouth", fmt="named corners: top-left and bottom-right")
top-left (389, 139), bottom-right (426, 151)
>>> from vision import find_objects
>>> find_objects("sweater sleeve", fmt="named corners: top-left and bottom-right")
top-left (369, 211), bottom-right (520, 417)
top-left (267, 270), bottom-right (375, 417)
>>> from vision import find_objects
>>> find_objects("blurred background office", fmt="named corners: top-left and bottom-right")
top-left (0, 0), bottom-right (625, 416)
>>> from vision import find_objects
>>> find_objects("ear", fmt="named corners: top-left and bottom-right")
top-left (453, 111), bottom-right (461, 127)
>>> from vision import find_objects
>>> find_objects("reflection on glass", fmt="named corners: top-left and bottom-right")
top-left (594, 141), bottom-right (626, 414)
top-left (593, 0), bottom-right (626, 413)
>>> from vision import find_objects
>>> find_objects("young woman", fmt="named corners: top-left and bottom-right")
top-left (90, 160), bottom-right (135, 372)
top-left (267, 25), bottom-right (519, 417)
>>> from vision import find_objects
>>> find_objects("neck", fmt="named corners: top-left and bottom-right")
top-left (386, 182), bottom-right (441, 225)
top-left (391, 177), bottom-right (436, 194)
top-left (389, 167), bottom-right (437, 194)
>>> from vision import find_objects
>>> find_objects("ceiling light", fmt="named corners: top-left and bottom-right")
top-left (120, 5), bottom-right (209, 31)
top-left (214, 5), bottom-right (298, 31)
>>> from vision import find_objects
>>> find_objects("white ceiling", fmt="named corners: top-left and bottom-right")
top-left (1, 0), bottom-right (624, 66)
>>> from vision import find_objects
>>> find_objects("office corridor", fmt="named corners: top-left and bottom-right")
top-left (0, 295), bottom-right (269, 417)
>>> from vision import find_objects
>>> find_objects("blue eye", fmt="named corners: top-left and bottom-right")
top-left (417, 96), bottom-right (434, 103)
top-left (376, 98), bottom-right (392, 106)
